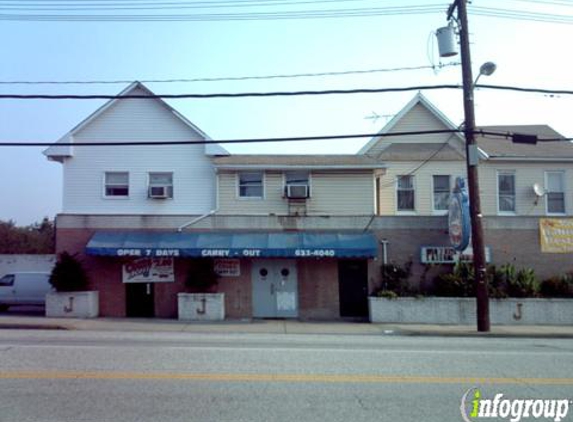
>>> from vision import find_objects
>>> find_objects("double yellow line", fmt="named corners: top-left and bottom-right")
top-left (1, 371), bottom-right (572, 385)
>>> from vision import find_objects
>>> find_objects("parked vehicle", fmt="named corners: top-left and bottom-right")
top-left (0, 272), bottom-right (53, 311)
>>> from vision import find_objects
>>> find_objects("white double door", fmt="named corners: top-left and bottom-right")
top-left (252, 260), bottom-right (298, 318)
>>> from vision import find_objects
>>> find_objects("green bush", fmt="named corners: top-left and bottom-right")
top-left (185, 258), bottom-right (219, 293)
top-left (377, 260), bottom-right (413, 297)
top-left (49, 252), bottom-right (89, 292)
top-left (540, 273), bottom-right (573, 298)
top-left (432, 262), bottom-right (475, 297)
top-left (432, 263), bottom-right (539, 298)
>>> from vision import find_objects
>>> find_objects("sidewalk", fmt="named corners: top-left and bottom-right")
top-left (1, 314), bottom-right (572, 338)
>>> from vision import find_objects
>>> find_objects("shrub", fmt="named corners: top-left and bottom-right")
top-left (49, 252), bottom-right (89, 292)
top-left (432, 262), bottom-right (475, 297)
top-left (377, 260), bottom-right (413, 296)
top-left (185, 259), bottom-right (219, 293)
top-left (540, 273), bottom-right (573, 298)
top-left (506, 267), bottom-right (539, 298)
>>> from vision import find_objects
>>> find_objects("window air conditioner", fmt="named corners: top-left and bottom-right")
top-left (286, 184), bottom-right (309, 199)
top-left (149, 185), bottom-right (169, 199)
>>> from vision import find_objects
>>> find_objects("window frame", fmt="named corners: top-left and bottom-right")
top-left (237, 171), bottom-right (265, 200)
top-left (497, 171), bottom-right (517, 215)
top-left (103, 171), bottom-right (129, 199)
top-left (545, 170), bottom-right (566, 215)
top-left (432, 174), bottom-right (451, 214)
top-left (148, 172), bottom-right (174, 199)
top-left (396, 175), bottom-right (416, 214)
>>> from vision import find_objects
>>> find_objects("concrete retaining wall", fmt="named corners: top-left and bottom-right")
top-left (46, 291), bottom-right (99, 318)
top-left (369, 297), bottom-right (573, 325)
top-left (178, 293), bottom-right (225, 321)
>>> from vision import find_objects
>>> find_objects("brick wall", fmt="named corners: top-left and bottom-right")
top-left (298, 259), bottom-right (339, 319)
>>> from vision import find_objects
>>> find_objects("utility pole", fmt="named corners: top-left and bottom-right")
top-left (448, 0), bottom-right (490, 332)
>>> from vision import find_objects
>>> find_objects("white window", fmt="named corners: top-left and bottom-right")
top-left (238, 172), bottom-right (264, 198)
top-left (397, 175), bottom-right (415, 212)
top-left (432, 175), bottom-right (450, 212)
top-left (104, 172), bottom-right (129, 197)
top-left (497, 172), bottom-right (516, 214)
top-left (148, 172), bottom-right (173, 199)
top-left (545, 171), bottom-right (565, 214)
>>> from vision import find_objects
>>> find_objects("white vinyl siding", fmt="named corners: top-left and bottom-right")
top-left (545, 171), bottom-right (566, 215)
top-left (217, 170), bottom-right (374, 215)
top-left (62, 86), bottom-right (216, 214)
top-left (497, 171), bottom-right (516, 214)
top-left (475, 163), bottom-right (572, 217)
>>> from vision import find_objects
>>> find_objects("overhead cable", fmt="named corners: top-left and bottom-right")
top-left (2, 129), bottom-right (571, 148)
top-left (2, 83), bottom-right (573, 99)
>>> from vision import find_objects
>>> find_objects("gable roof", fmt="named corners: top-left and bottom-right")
top-left (358, 92), bottom-right (466, 155)
top-left (43, 81), bottom-right (228, 161)
top-left (476, 125), bottom-right (573, 160)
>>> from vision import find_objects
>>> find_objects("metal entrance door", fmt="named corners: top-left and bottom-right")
top-left (338, 260), bottom-right (368, 318)
top-left (125, 283), bottom-right (155, 317)
top-left (252, 260), bottom-right (298, 318)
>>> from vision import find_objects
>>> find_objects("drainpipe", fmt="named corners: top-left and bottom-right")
top-left (380, 239), bottom-right (388, 265)
top-left (177, 209), bottom-right (218, 233)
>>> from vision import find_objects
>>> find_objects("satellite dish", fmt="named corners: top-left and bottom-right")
top-left (533, 183), bottom-right (546, 197)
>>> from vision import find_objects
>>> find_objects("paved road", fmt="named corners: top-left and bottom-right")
top-left (0, 330), bottom-right (572, 422)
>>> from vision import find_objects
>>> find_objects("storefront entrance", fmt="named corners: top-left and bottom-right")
top-left (125, 283), bottom-right (155, 318)
top-left (338, 260), bottom-right (368, 318)
top-left (252, 260), bottom-right (298, 318)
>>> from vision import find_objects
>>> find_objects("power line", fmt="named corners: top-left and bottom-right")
top-left (0, 63), bottom-right (460, 85)
top-left (2, 129), bottom-right (571, 147)
top-left (2, 83), bottom-right (573, 100)
top-left (0, 129), bottom-right (462, 147)
top-left (0, 84), bottom-right (462, 99)
top-left (0, 5), bottom-right (446, 21)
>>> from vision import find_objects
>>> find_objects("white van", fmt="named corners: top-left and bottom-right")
top-left (0, 272), bottom-right (54, 311)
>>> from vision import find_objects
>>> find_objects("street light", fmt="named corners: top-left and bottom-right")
top-left (475, 62), bottom-right (497, 85)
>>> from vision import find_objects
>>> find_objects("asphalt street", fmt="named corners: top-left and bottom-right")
top-left (0, 330), bottom-right (572, 422)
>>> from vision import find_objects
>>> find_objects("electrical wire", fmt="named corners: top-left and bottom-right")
top-left (0, 129), bottom-right (463, 147)
top-left (2, 83), bottom-right (573, 99)
top-left (0, 63), bottom-right (461, 85)
top-left (0, 5), bottom-right (447, 21)
top-left (2, 128), bottom-right (571, 148)
top-left (0, 84), bottom-right (462, 99)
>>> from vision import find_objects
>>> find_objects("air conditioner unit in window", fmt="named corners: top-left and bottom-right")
top-left (149, 185), bottom-right (169, 199)
top-left (286, 184), bottom-right (309, 199)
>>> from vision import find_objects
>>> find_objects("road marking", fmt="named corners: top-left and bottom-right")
top-left (0, 371), bottom-right (572, 385)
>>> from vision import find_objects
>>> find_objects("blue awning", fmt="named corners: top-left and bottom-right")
top-left (85, 231), bottom-right (378, 259)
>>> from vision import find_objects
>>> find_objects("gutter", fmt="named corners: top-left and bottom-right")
top-left (177, 209), bottom-right (218, 232)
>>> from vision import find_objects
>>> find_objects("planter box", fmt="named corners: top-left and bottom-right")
top-left (369, 297), bottom-right (573, 325)
top-left (46, 291), bottom-right (99, 318)
top-left (178, 293), bottom-right (225, 321)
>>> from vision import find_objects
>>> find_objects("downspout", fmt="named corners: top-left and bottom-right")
top-left (177, 209), bottom-right (218, 233)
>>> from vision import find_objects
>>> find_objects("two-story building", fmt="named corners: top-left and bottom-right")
top-left (45, 83), bottom-right (573, 320)
top-left (360, 93), bottom-right (573, 290)
top-left (45, 82), bottom-right (385, 320)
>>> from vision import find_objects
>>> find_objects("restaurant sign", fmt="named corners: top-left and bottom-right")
top-left (421, 246), bottom-right (491, 264)
top-left (122, 257), bottom-right (175, 283)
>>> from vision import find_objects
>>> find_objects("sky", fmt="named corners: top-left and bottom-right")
top-left (1, 0), bottom-right (572, 225)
